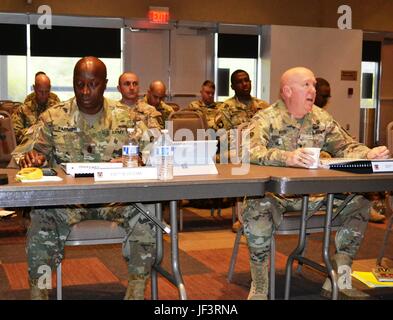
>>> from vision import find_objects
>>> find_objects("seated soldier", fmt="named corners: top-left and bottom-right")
top-left (187, 80), bottom-right (220, 130)
top-left (242, 66), bottom-right (389, 300)
top-left (11, 57), bottom-right (158, 300)
top-left (12, 72), bottom-right (60, 144)
top-left (117, 71), bottom-right (162, 131)
top-left (138, 80), bottom-right (174, 129)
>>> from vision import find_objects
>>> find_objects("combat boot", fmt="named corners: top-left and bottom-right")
top-left (369, 207), bottom-right (386, 223)
top-left (29, 278), bottom-right (48, 300)
top-left (247, 260), bottom-right (268, 300)
top-left (124, 274), bottom-right (148, 300)
top-left (321, 253), bottom-right (369, 300)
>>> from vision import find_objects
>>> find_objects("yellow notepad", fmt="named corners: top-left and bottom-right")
top-left (352, 271), bottom-right (393, 288)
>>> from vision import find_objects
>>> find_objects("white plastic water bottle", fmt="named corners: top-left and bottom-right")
top-left (122, 128), bottom-right (139, 168)
top-left (155, 129), bottom-right (174, 180)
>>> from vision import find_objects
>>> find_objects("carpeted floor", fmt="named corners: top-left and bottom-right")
top-left (1, 205), bottom-right (393, 300)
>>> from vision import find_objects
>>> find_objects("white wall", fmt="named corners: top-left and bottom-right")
top-left (378, 41), bottom-right (393, 146)
top-left (261, 25), bottom-right (363, 139)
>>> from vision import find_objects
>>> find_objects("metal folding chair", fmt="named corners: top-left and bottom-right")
top-left (0, 110), bottom-right (17, 166)
top-left (56, 220), bottom-right (127, 300)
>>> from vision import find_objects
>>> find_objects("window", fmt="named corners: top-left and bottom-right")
top-left (0, 15), bottom-right (123, 102)
top-left (216, 33), bottom-right (259, 102)
top-left (0, 23), bottom-right (27, 102)
top-left (361, 41), bottom-right (381, 109)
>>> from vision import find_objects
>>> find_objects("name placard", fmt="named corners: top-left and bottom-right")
top-left (174, 164), bottom-right (218, 176)
top-left (94, 167), bottom-right (158, 181)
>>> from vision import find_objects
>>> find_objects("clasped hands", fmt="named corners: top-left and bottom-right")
top-left (18, 150), bottom-right (46, 168)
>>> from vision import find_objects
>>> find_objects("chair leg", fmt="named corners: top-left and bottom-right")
top-left (295, 233), bottom-right (309, 274)
top-left (179, 201), bottom-right (183, 232)
top-left (151, 268), bottom-right (158, 300)
top-left (232, 205), bottom-right (237, 225)
top-left (56, 262), bottom-right (62, 300)
top-left (377, 214), bottom-right (393, 265)
top-left (269, 235), bottom-right (275, 300)
top-left (227, 227), bottom-right (243, 283)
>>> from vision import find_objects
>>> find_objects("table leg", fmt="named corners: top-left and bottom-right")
top-left (169, 200), bottom-right (187, 300)
top-left (151, 202), bottom-right (163, 300)
top-left (284, 195), bottom-right (309, 300)
top-left (323, 193), bottom-right (338, 300)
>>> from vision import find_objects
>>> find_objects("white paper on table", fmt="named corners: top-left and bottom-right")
top-left (20, 176), bottom-right (63, 183)
top-left (0, 210), bottom-right (15, 217)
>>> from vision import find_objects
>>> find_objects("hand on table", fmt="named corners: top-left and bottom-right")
top-left (19, 150), bottom-right (46, 168)
top-left (367, 146), bottom-right (390, 160)
top-left (285, 148), bottom-right (316, 168)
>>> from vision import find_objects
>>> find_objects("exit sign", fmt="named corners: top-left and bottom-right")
top-left (148, 6), bottom-right (170, 24)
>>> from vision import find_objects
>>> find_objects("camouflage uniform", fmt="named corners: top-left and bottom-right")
top-left (23, 91), bottom-right (60, 104)
top-left (12, 94), bottom-right (60, 144)
top-left (214, 96), bottom-right (269, 164)
top-left (139, 96), bottom-right (174, 129)
top-left (243, 99), bottom-right (371, 264)
top-left (187, 100), bottom-right (221, 130)
top-left (215, 96), bottom-right (269, 130)
top-left (12, 97), bottom-right (156, 281)
top-left (119, 100), bottom-right (162, 131)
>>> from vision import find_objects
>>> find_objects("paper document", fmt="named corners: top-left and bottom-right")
top-left (0, 210), bottom-right (15, 218)
top-left (61, 162), bottom-right (123, 176)
top-left (20, 176), bottom-right (63, 183)
top-left (352, 271), bottom-right (393, 288)
top-left (320, 158), bottom-right (393, 173)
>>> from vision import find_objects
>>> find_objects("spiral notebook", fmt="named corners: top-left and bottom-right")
top-left (320, 158), bottom-right (393, 174)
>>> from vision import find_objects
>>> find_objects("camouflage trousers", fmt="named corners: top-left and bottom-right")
top-left (242, 193), bottom-right (371, 263)
top-left (27, 203), bottom-right (156, 280)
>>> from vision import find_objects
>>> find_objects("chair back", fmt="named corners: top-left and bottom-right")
top-left (168, 110), bottom-right (208, 141)
top-left (0, 101), bottom-right (18, 116)
top-left (0, 110), bottom-right (17, 163)
top-left (387, 121), bottom-right (393, 156)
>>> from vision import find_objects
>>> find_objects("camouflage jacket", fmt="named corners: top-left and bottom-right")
top-left (12, 97), bottom-right (151, 166)
top-left (187, 100), bottom-right (221, 130)
top-left (119, 100), bottom-right (162, 130)
top-left (140, 96), bottom-right (174, 129)
top-left (247, 99), bottom-right (370, 166)
top-left (216, 95), bottom-right (269, 130)
top-left (23, 91), bottom-right (60, 104)
top-left (12, 95), bottom-right (60, 144)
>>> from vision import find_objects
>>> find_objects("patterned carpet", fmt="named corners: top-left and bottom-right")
top-left (1, 207), bottom-right (393, 300)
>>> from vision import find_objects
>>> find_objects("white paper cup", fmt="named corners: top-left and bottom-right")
top-left (304, 147), bottom-right (321, 169)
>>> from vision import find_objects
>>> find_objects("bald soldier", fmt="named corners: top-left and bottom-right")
top-left (139, 80), bottom-right (174, 129)
top-left (242, 67), bottom-right (389, 300)
top-left (12, 72), bottom-right (60, 144)
top-left (117, 72), bottom-right (161, 130)
top-left (12, 57), bottom-right (157, 300)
